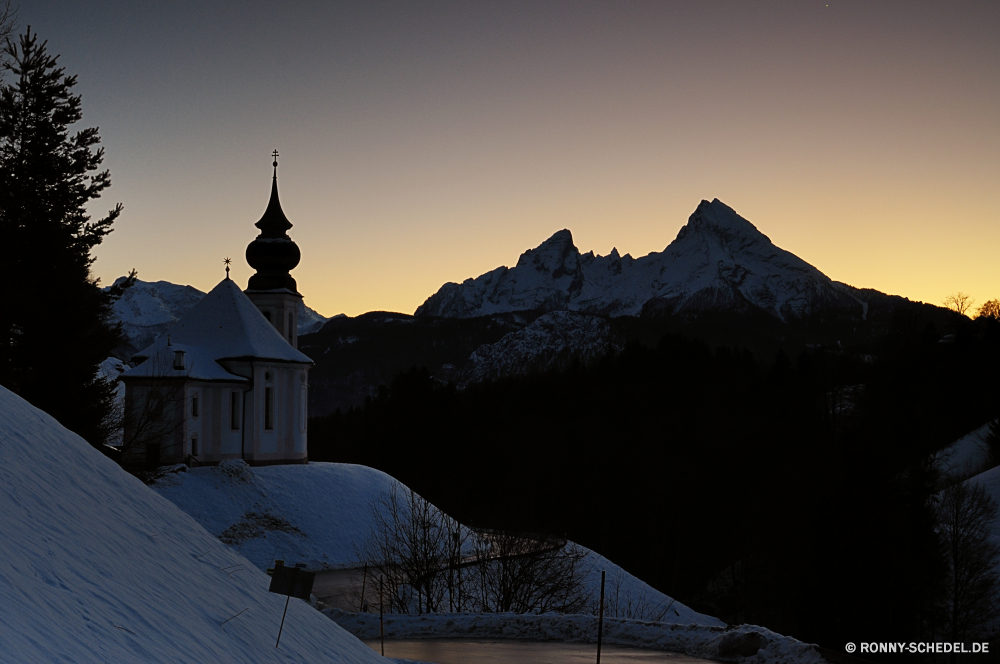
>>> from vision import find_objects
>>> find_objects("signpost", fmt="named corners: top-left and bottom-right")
top-left (268, 563), bottom-right (315, 648)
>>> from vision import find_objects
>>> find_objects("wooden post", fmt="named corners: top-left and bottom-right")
top-left (379, 576), bottom-right (384, 656)
top-left (275, 595), bottom-right (290, 648)
top-left (596, 569), bottom-right (605, 664)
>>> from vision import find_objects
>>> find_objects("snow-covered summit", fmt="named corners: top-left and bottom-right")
top-left (0, 385), bottom-right (381, 664)
top-left (107, 276), bottom-right (332, 350)
top-left (416, 199), bottom-right (863, 321)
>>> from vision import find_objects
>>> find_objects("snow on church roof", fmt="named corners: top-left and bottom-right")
top-left (122, 343), bottom-right (248, 382)
top-left (126, 278), bottom-right (312, 380)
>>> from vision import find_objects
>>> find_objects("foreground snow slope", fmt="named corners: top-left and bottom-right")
top-left (152, 461), bottom-right (723, 626)
top-left (152, 462), bottom-right (401, 571)
top-left (0, 387), bottom-right (381, 664)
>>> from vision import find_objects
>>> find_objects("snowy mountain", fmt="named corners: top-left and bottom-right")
top-left (107, 276), bottom-right (335, 349)
top-left (441, 311), bottom-right (622, 386)
top-left (0, 386), bottom-right (381, 664)
top-left (416, 199), bottom-right (867, 321)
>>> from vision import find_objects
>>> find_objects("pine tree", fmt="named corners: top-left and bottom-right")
top-left (0, 29), bottom-right (124, 446)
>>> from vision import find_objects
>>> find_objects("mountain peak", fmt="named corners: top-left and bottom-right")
top-left (678, 199), bottom-right (764, 240)
top-left (416, 199), bottom-right (854, 321)
top-left (540, 229), bottom-right (574, 247)
top-left (515, 229), bottom-right (580, 273)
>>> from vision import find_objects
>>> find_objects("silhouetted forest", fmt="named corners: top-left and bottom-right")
top-left (311, 310), bottom-right (1000, 648)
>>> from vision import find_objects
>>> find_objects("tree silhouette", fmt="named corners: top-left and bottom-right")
top-left (944, 292), bottom-right (976, 317)
top-left (937, 481), bottom-right (1000, 642)
top-left (0, 29), bottom-right (123, 446)
top-left (975, 299), bottom-right (1000, 321)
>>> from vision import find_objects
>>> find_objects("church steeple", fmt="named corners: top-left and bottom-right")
top-left (245, 151), bottom-right (301, 292)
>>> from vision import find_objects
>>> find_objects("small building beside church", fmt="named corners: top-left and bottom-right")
top-left (121, 156), bottom-right (314, 467)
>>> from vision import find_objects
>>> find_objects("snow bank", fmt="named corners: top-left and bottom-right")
top-left (152, 461), bottom-right (723, 626)
top-left (324, 609), bottom-right (824, 664)
top-left (935, 420), bottom-right (996, 480)
top-left (151, 461), bottom-right (401, 570)
top-left (0, 386), bottom-right (382, 664)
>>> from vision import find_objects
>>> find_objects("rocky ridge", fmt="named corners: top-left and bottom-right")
top-left (416, 199), bottom-right (867, 322)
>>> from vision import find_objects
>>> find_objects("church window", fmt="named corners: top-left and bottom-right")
top-left (263, 311), bottom-right (271, 322)
top-left (288, 313), bottom-right (294, 342)
top-left (173, 350), bottom-right (186, 370)
top-left (264, 387), bottom-right (274, 430)
top-left (299, 379), bottom-right (307, 432)
top-left (192, 395), bottom-right (199, 418)
top-left (191, 437), bottom-right (198, 456)
top-left (230, 391), bottom-right (240, 430)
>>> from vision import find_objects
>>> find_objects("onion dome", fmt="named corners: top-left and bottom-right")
top-left (246, 152), bottom-right (301, 292)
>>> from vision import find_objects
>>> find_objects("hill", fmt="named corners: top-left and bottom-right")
top-left (0, 385), bottom-right (381, 664)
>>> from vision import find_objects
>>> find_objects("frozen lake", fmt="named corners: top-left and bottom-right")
top-left (362, 638), bottom-right (718, 664)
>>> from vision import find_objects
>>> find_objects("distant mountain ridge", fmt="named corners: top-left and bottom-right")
top-left (105, 276), bottom-right (335, 351)
top-left (416, 199), bottom-right (871, 321)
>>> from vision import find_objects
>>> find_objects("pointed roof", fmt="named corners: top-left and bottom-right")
top-left (127, 278), bottom-right (313, 378)
top-left (255, 174), bottom-right (293, 237)
top-left (246, 155), bottom-right (301, 292)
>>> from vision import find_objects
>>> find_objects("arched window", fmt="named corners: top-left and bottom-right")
top-left (299, 373), bottom-right (307, 432)
top-left (288, 312), bottom-right (294, 342)
top-left (264, 371), bottom-right (274, 431)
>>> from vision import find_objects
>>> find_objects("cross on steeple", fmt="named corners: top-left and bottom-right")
top-left (272, 150), bottom-right (279, 177)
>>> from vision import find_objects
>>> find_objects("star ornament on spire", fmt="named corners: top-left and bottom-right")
top-left (224, 257), bottom-right (232, 279)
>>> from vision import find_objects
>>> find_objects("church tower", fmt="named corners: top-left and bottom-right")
top-left (245, 152), bottom-right (303, 348)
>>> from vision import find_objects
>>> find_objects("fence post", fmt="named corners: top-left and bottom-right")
top-left (597, 569), bottom-right (605, 664)
top-left (275, 595), bottom-right (290, 648)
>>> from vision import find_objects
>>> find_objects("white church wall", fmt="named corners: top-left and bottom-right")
top-left (240, 362), bottom-right (309, 465)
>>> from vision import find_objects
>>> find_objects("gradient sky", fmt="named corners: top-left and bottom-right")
top-left (22, 1), bottom-right (1000, 317)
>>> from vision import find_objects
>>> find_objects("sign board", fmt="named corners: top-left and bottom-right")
top-left (268, 566), bottom-right (315, 600)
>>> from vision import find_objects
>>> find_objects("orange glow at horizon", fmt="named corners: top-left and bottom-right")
top-left (23, 1), bottom-right (994, 318)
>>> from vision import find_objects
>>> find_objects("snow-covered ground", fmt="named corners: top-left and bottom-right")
top-left (150, 461), bottom-right (722, 626)
top-left (0, 386), bottom-right (383, 664)
top-left (934, 420), bottom-right (996, 480)
top-left (151, 461), bottom-right (400, 571)
top-left (325, 610), bottom-right (824, 664)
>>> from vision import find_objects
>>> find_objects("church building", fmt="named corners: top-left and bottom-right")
top-left (121, 155), bottom-right (314, 467)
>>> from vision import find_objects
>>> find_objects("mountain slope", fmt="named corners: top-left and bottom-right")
top-left (444, 311), bottom-right (621, 386)
top-left (0, 386), bottom-right (381, 664)
top-left (107, 276), bottom-right (333, 350)
top-left (417, 199), bottom-right (866, 321)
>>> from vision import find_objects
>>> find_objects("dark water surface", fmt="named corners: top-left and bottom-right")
top-left (362, 638), bottom-right (716, 664)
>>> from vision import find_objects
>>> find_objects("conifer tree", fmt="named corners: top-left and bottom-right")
top-left (0, 29), bottom-right (124, 446)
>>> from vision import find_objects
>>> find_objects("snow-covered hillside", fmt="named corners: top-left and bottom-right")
top-left (934, 420), bottom-right (996, 480)
top-left (0, 386), bottom-right (382, 664)
top-left (443, 311), bottom-right (621, 386)
top-left (107, 276), bottom-right (334, 349)
top-left (150, 461), bottom-right (722, 627)
top-left (416, 199), bottom-right (867, 321)
top-left (151, 462), bottom-right (400, 571)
